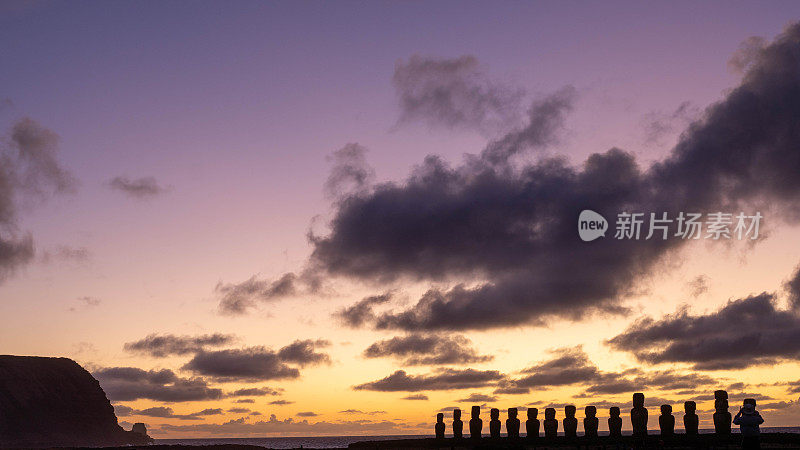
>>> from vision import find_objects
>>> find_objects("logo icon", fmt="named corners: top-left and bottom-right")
top-left (578, 210), bottom-right (608, 241)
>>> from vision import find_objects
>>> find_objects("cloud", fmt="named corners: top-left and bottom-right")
top-left (269, 400), bottom-right (294, 405)
top-left (182, 340), bottom-right (330, 382)
top-left (402, 394), bottom-right (429, 400)
top-left (235, 399), bottom-right (255, 404)
top-left (393, 55), bottom-right (524, 134)
top-left (641, 101), bottom-right (699, 145)
top-left (123, 333), bottom-right (237, 358)
top-left (728, 36), bottom-right (768, 73)
top-left (228, 387), bottom-right (282, 397)
top-left (154, 414), bottom-right (415, 436)
top-left (363, 333), bottom-right (492, 365)
top-left (786, 265), bottom-right (800, 310)
top-left (113, 404), bottom-right (134, 416)
top-left (0, 117), bottom-right (76, 282)
top-left (107, 176), bottom-right (170, 198)
top-left (228, 408), bottom-right (251, 414)
top-left (456, 393), bottom-right (497, 403)
top-left (607, 271), bottom-right (800, 370)
top-left (216, 272), bottom-right (322, 315)
top-left (277, 339), bottom-right (331, 366)
top-left (353, 368), bottom-right (506, 392)
top-left (325, 143), bottom-right (375, 199)
top-left (296, 411), bottom-right (318, 417)
top-left (687, 275), bottom-right (710, 298)
top-left (93, 367), bottom-right (223, 402)
top-left (773, 380), bottom-right (800, 395)
top-left (502, 347), bottom-right (600, 393)
top-left (339, 409), bottom-right (385, 415)
top-left (492, 346), bottom-right (716, 395)
top-left (311, 23), bottom-right (800, 332)
top-left (125, 406), bottom-right (224, 421)
top-left (68, 296), bottom-right (101, 312)
top-left (39, 245), bottom-right (91, 264)
top-left (334, 292), bottom-right (393, 328)
top-left (479, 86), bottom-right (576, 165)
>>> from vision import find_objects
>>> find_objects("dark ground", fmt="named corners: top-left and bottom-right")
top-left (9, 432), bottom-right (800, 449)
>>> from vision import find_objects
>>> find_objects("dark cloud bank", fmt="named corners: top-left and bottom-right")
top-left (305, 23), bottom-right (800, 334)
top-left (93, 367), bottom-right (223, 402)
top-left (362, 333), bottom-right (493, 365)
top-left (123, 333), bottom-right (237, 357)
top-left (181, 339), bottom-right (331, 382)
top-left (607, 264), bottom-right (800, 370)
top-left (353, 345), bottom-right (723, 396)
top-left (97, 336), bottom-right (329, 401)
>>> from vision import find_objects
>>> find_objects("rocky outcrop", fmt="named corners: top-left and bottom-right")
top-left (0, 355), bottom-right (152, 448)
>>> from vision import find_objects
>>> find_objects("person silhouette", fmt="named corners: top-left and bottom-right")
top-left (526, 408), bottom-right (540, 439)
top-left (683, 401), bottom-right (699, 435)
top-left (435, 413), bottom-right (445, 439)
top-left (583, 406), bottom-right (599, 439)
top-left (659, 404), bottom-right (675, 436)
top-left (631, 392), bottom-right (648, 437)
top-left (506, 408), bottom-right (520, 438)
top-left (489, 408), bottom-right (501, 438)
top-left (713, 390), bottom-right (732, 435)
top-left (734, 398), bottom-right (764, 450)
top-left (563, 405), bottom-right (578, 438)
top-left (452, 408), bottom-right (463, 439)
top-left (544, 408), bottom-right (558, 438)
top-left (608, 407), bottom-right (622, 438)
top-left (469, 405), bottom-right (482, 440)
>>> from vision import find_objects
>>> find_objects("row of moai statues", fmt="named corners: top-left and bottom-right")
top-left (435, 390), bottom-right (739, 439)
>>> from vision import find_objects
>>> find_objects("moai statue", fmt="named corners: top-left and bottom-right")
top-left (713, 390), bottom-right (731, 435)
top-left (526, 408), bottom-right (540, 438)
top-left (608, 407), bottom-right (623, 438)
top-left (544, 407), bottom-right (558, 438)
top-left (452, 408), bottom-right (463, 439)
top-left (506, 408), bottom-right (520, 438)
top-left (683, 401), bottom-right (699, 435)
top-left (489, 408), bottom-right (501, 438)
top-left (631, 392), bottom-right (649, 437)
top-left (583, 406), bottom-right (599, 439)
top-left (435, 413), bottom-right (445, 439)
top-left (469, 405), bottom-right (483, 440)
top-left (659, 404), bottom-right (675, 436)
top-left (563, 405), bottom-right (578, 438)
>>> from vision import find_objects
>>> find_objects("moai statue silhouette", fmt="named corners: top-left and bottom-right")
top-left (683, 401), bottom-right (699, 435)
top-left (584, 406), bottom-right (599, 439)
top-left (608, 407), bottom-right (623, 438)
top-left (526, 408), bottom-right (540, 439)
top-left (713, 390), bottom-right (731, 435)
top-left (544, 407), bottom-right (558, 438)
top-left (435, 413), bottom-right (445, 439)
top-left (563, 405), bottom-right (578, 438)
top-left (469, 405), bottom-right (483, 439)
top-left (489, 408), bottom-right (501, 438)
top-left (452, 408), bottom-right (463, 439)
top-left (506, 408), bottom-right (520, 438)
top-left (631, 392), bottom-right (649, 437)
top-left (659, 404), bottom-right (675, 436)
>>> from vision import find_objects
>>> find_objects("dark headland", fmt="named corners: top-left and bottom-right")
top-left (0, 355), bottom-right (152, 448)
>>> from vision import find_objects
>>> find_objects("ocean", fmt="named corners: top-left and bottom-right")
top-left (156, 427), bottom-right (800, 449)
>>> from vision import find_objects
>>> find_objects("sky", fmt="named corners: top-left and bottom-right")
top-left (2, 0), bottom-right (800, 438)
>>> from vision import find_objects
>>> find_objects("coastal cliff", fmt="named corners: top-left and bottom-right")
top-left (0, 355), bottom-right (152, 448)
